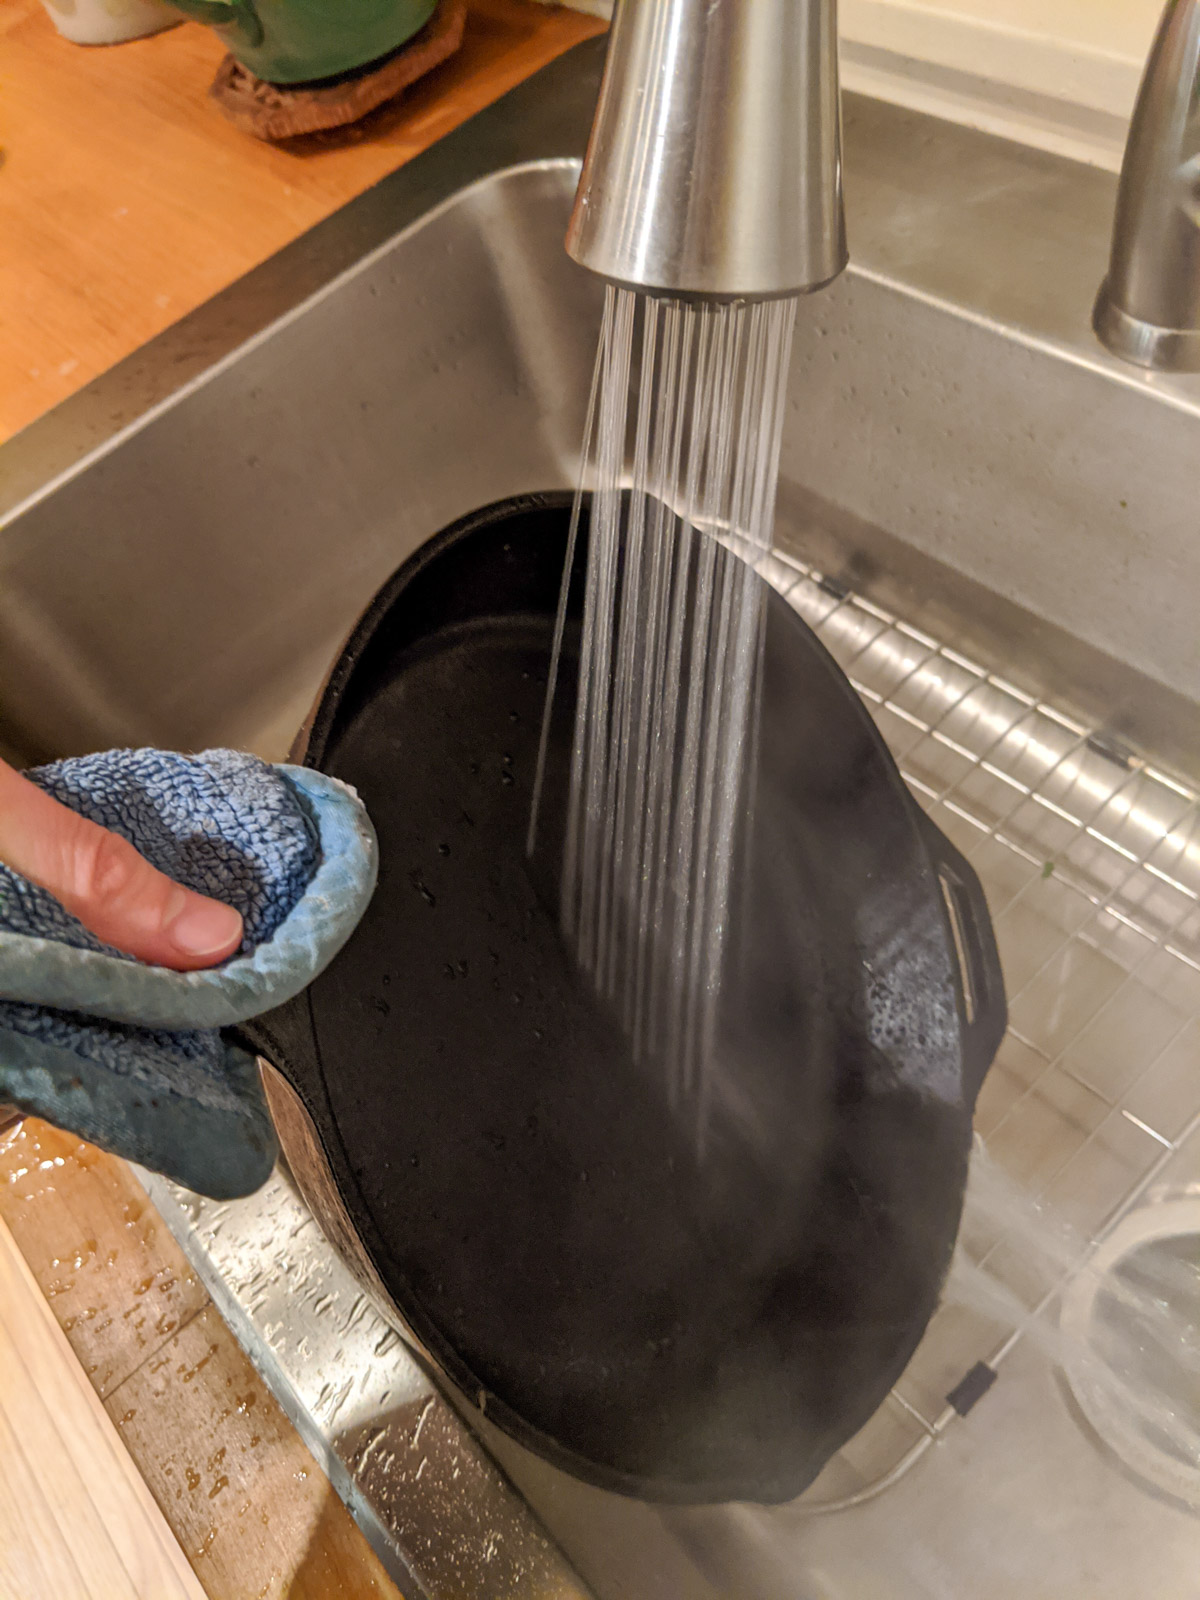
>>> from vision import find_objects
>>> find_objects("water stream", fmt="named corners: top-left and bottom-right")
top-left (532, 285), bottom-right (797, 1135)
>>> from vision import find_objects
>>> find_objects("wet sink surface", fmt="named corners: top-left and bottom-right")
top-left (5, 38), bottom-right (1200, 1600)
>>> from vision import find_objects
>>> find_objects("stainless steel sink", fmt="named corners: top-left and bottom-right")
top-left (4, 38), bottom-right (1200, 1600)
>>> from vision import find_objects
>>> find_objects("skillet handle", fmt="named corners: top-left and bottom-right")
top-left (917, 816), bottom-right (1008, 1111)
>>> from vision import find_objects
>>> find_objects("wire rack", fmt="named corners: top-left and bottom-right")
top-left (755, 549), bottom-right (1200, 1511)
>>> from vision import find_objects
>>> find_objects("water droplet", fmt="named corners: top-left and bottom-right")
top-left (409, 870), bottom-right (436, 907)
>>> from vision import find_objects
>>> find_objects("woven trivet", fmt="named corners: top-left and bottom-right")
top-left (210, 0), bottom-right (467, 141)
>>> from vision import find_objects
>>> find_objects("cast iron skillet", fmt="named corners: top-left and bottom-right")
top-left (238, 491), bottom-right (1006, 1505)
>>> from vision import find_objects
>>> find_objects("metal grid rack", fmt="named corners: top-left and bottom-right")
top-left (758, 549), bottom-right (1200, 1511)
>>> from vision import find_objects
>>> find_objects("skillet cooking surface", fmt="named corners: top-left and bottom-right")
top-left (272, 495), bottom-right (1001, 1504)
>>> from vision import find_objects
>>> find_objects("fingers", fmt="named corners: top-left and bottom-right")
top-left (0, 759), bottom-right (243, 970)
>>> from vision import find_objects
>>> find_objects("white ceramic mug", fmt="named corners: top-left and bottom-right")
top-left (40, 0), bottom-right (180, 45)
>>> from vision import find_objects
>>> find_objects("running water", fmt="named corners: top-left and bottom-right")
top-left (530, 285), bottom-right (797, 1130)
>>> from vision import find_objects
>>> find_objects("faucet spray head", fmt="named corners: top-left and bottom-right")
top-left (1094, 0), bottom-right (1200, 372)
top-left (566, 0), bottom-right (847, 301)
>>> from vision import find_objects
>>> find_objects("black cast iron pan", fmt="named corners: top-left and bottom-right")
top-left (237, 491), bottom-right (1006, 1505)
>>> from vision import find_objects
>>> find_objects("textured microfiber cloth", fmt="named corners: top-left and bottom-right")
top-left (0, 749), bottom-right (377, 1199)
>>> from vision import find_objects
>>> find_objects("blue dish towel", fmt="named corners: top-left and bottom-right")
top-left (0, 749), bottom-right (377, 1199)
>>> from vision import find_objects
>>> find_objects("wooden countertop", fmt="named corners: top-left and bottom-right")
top-left (0, 1118), bottom-right (405, 1598)
top-left (0, 0), bottom-right (604, 442)
top-left (0, 1204), bottom-right (207, 1600)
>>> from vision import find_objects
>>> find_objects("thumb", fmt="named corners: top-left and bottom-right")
top-left (0, 758), bottom-right (243, 971)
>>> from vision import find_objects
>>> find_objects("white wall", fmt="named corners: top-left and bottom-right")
top-left (840, 0), bottom-right (1163, 169)
top-left (540, 0), bottom-right (1165, 170)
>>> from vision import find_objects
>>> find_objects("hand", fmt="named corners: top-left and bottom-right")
top-left (0, 757), bottom-right (243, 970)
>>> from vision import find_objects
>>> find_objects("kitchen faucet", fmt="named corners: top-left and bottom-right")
top-left (1095, 0), bottom-right (1200, 371)
top-left (565, 0), bottom-right (846, 300)
top-left (567, 0), bottom-right (1199, 356)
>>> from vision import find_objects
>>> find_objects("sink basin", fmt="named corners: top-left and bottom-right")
top-left (4, 38), bottom-right (1199, 1600)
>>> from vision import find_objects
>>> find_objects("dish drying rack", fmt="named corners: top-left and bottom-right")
top-left (761, 548), bottom-right (1200, 1510)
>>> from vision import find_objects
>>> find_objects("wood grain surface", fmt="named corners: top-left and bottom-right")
top-left (111, 1306), bottom-right (399, 1599)
top-left (0, 1206), bottom-right (207, 1600)
top-left (0, 1119), bottom-right (209, 1401)
top-left (0, 0), bottom-right (605, 442)
top-left (0, 1118), bottom-right (404, 1599)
